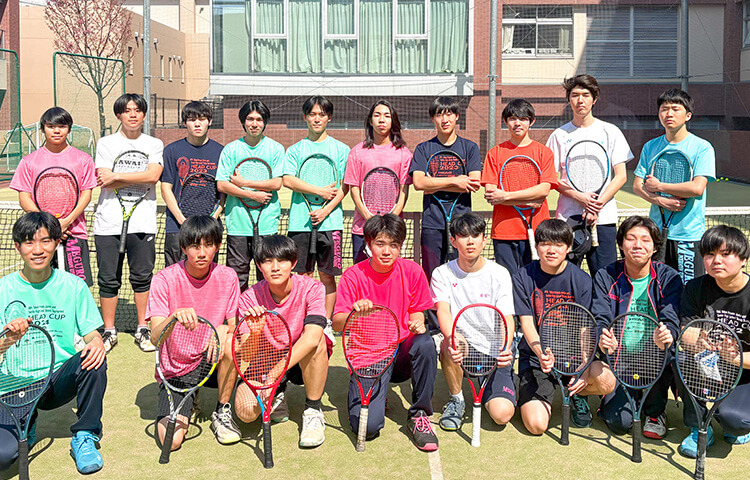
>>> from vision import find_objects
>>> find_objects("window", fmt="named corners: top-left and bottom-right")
top-left (502, 5), bottom-right (573, 57)
top-left (743, 0), bottom-right (750, 48)
top-left (168, 57), bottom-right (173, 81)
top-left (585, 5), bottom-right (678, 79)
top-left (180, 58), bottom-right (185, 83)
top-left (212, 0), bottom-right (469, 74)
top-left (160, 55), bottom-right (164, 80)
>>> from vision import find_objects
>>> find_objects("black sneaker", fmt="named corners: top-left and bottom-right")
top-left (570, 395), bottom-right (592, 428)
top-left (407, 411), bottom-right (439, 451)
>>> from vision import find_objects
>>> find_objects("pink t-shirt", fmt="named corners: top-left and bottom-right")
top-left (334, 258), bottom-right (434, 343)
top-left (238, 274), bottom-right (326, 345)
top-left (10, 146), bottom-right (97, 238)
top-left (343, 142), bottom-right (412, 235)
top-left (146, 261), bottom-right (240, 380)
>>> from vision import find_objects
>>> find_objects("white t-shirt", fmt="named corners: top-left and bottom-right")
top-left (546, 118), bottom-right (633, 224)
top-left (93, 132), bottom-right (164, 235)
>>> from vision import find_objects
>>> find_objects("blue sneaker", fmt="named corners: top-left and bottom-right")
top-left (679, 425), bottom-right (714, 458)
top-left (725, 432), bottom-right (750, 445)
top-left (70, 431), bottom-right (103, 474)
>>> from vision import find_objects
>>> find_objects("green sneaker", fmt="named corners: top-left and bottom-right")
top-left (570, 395), bottom-right (592, 428)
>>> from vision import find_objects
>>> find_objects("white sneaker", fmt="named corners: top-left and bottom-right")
top-left (134, 328), bottom-right (156, 353)
top-left (324, 319), bottom-right (336, 346)
top-left (102, 331), bottom-right (118, 353)
top-left (211, 404), bottom-right (242, 445)
top-left (299, 408), bottom-right (325, 448)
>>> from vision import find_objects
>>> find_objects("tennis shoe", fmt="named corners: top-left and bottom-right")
top-left (408, 411), bottom-right (439, 452)
top-left (101, 331), bottom-right (118, 353)
top-left (211, 404), bottom-right (241, 445)
top-left (570, 395), bottom-right (592, 428)
top-left (134, 328), bottom-right (156, 353)
top-left (323, 319), bottom-right (337, 347)
top-left (679, 425), bottom-right (714, 458)
top-left (438, 398), bottom-right (465, 431)
top-left (70, 431), bottom-right (103, 474)
top-left (643, 412), bottom-right (668, 439)
top-left (299, 408), bottom-right (326, 448)
top-left (270, 391), bottom-right (289, 423)
top-left (724, 432), bottom-right (750, 445)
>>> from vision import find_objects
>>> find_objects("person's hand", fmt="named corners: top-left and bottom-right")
top-left (653, 322), bottom-right (673, 350)
top-left (484, 187), bottom-right (509, 205)
top-left (407, 316), bottom-right (426, 335)
top-left (568, 369), bottom-right (590, 395)
top-left (658, 195), bottom-right (686, 212)
top-left (496, 349), bottom-right (514, 368)
top-left (539, 347), bottom-right (555, 373)
top-left (172, 308), bottom-right (200, 331)
top-left (599, 328), bottom-right (618, 355)
top-left (80, 336), bottom-right (106, 370)
top-left (456, 176), bottom-right (481, 193)
top-left (317, 183), bottom-right (338, 201)
top-left (3, 318), bottom-right (30, 344)
top-left (96, 169), bottom-right (118, 187)
top-left (248, 190), bottom-right (272, 205)
top-left (351, 299), bottom-right (375, 317)
top-left (309, 207), bottom-right (330, 225)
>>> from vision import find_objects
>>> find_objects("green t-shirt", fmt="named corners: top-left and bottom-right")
top-left (216, 136), bottom-right (285, 236)
top-left (0, 270), bottom-right (103, 380)
top-left (622, 275), bottom-right (655, 354)
top-left (283, 137), bottom-right (350, 232)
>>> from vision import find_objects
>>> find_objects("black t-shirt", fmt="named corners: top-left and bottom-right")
top-left (512, 261), bottom-right (593, 370)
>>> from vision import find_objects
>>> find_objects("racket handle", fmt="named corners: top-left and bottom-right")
top-left (591, 223), bottom-right (599, 247)
top-left (446, 230), bottom-right (454, 256)
top-left (471, 402), bottom-right (481, 448)
top-left (356, 405), bottom-right (369, 452)
top-left (528, 228), bottom-right (539, 261)
top-left (119, 221), bottom-right (128, 254)
top-left (695, 429), bottom-right (707, 480)
top-left (262, 420), bottom-right (274, 468)
top-left (561, 402), bottom-right (570, 446)
top-left (655, 226), bottom-right (668, 263)
top-left (56, 242), bottom-right (66, 271)
top-left (159, 420), bottom-right (176, 464)
top-left (310, 227), bottom-right (318, 256)
top-left (632, 418), bottom-right (642, 463)
top-left (18, 439), bottom-right (29, 480)
top-left (253, 224), bottom-right (260, 251)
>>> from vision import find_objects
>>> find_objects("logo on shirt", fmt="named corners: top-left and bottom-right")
top-left (177, 157), bottom-right (190, 181)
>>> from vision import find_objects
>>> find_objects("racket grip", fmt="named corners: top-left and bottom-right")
top-left (310, 227), bottom-right (318, 256)
top-left (159, 420), bottom-right (176, 464)
top-left (561, 402), bottom-right (570, 446)
top-left (655, 227), bottom-right (668, 263)
top-left (262, 420), bottom-right (274, 468)
top-left (356, 406), bottom-right (369, 452)
top-left (632, 418), bottom-right (642, 463)
top-left (18, 439), bottom-right (29, 480)
top-left (56, 243), bottom-right (65, 271)
top-left (471, 402), bottom-right (481, 448)
top-left (695, 430), bottom-right (707, 480)
top-left (591, 224), bottom-right (599, 247)
top-left (119, 223), bottom-right (128, 254)
top-left (528, 228), bottom-right (539, 261)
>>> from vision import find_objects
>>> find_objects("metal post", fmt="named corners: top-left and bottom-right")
top-left (488, 0), bottom-right (498, 150)
top-left (143, 0), bottom-right (152, 133)
top-left (681, 0), bottom-right (689, 92)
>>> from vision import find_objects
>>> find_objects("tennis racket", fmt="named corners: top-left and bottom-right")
top-left (361, 167), bottom-right (400, 216)
top-left (499, 155), bottom-right (542, 261)
top-left (539, 302), bottom-right (598, 445)
top-left (32, 166), bottom-right (79, 271)
top-left (676, 319), bottom-right (743, 480)
top-left (426, 150), bottom-right (467, 255)
top-left (235, 157), bottom-right (273, 248)
top-left (650, 149), bottom-right (693, 263)
top-left (342, 305), bottom-right (400, 452)
top-left (565, 140), bottom-right (611, 247)
top-left (232, 311), bottom-right (292, 468)
top-left (605, 311), bottom-right (669, 462)
top-left (451, 304), bottom-right (508, 447)
top-left (112, 150), bottom-right (152, 254)
top-left (155, 316), bottom-right (221, 464)
top-left (179, 172), bottom-right (220, 218)
top-left (298, 154), bottom-right (339, 256)
top-left (0, 301), bottom-right (55, 480)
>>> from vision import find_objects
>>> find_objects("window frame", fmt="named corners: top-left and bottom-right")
top-left (502, 5), bottom-right (574, 58)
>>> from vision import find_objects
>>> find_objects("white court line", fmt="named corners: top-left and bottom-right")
top-left (428, 450), bottom-right (444, 480)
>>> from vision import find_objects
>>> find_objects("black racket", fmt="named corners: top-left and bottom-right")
top-left (112, 150), bottom-right (152, 254)
top-left (298, 154), bottom-right (339, 256)
top-left (499, 155), bottom-right (542, 261)
top-left (361, 167), bottom-right (400, 216)
top-left (650, 149), bottom-right (693, 263)
top-left (235, 157), bottom-right (273, 247)
top-left (179, 172), bottom-right (221, 218)
top-left (426, 150), bottom-right (467, 255)
top-left (565, 140), bottom-right (611, 247)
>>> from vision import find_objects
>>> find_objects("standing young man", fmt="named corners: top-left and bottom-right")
top-left (482, 99), bottom-right (558, 274)
top-left (216, 100), bottom-right (284, 291)
top-left (93, 93), bottom-right (163, 353)
top-left (546, 74), bottom-right (632, 275)
top-left (633, 89), bottom-right (716, 284)
top-left (283, 96), bottom-right (349, 324)
top-left (10, 107), bottom-right (96, 285)
top-left (161, 101), bottom-right (224, 266)
top-left (0, 213), bottom-right (107, 475)
top-left (410, 97), bottom-right (482, 282)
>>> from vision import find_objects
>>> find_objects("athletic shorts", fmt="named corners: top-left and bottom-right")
top-left (289, 230), bottom-right (342, 276)
top-left (518, 367), bottom-right (571, 407)
top-left (476, 364), bottom-right (517, 405)
top-left (664, 239), bottom-right (705, 284)
top-left (164, 232), bottom-right (185, 267)
top-left (156, 369), bottom-right (219, 421)
top-left (226, 235), bottom-right (265, 291)
top-left (57, 236), bottom-right (93, 286)
top-left (95, 233), bottom-right (156, 296)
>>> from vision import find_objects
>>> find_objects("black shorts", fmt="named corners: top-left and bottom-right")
top-left (518, 367), bottom-right (571, 407)
top-left (95, 233), bottom-right (156, 296)
top-left (156, 369), bottom-right (219, 421)
top-left (664, 239), bottom-right (705, 284)
top-left (475, 364), bottom-right (517, 405)
top-left (163, 232), bottom-right (185, 267)
top-left (289, 230), bottom-right (342, 276)
top-left (283, 334), bottom-right (334, 385)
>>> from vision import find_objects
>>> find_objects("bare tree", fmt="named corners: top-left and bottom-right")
top-left (45, 0), bottom-right (133, 137)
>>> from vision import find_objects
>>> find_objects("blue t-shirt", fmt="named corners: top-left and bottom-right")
top-left (634, 133), bottom-right (715, 241)
top-left (409, 136), bottom-right (482, 230)
top-left (161, 138), bottom-right (224, 233)
top-left (512, 261), bottom-right (593, 370)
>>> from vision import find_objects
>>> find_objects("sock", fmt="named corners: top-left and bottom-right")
top-left (136, 325), bottom-right (148, 333)
top-left (450, 392), bottom-right (463, 403)
top-left (305, 398), bottom-right (322, 411)
top-left (216, 402), bottom-right (230, 413)
top-left (105, 328), bottom-right (116, 334)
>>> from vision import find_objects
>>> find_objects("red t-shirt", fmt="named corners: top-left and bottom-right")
top-left (480, 140), bottom-right (558, 240)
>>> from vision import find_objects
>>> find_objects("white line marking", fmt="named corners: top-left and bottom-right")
top-left (428, 450), bottom-right (444, 480)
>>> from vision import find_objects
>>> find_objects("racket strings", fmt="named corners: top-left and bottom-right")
top-left (235, 159), bottom-right (272, 209)
top-left (344, 309), bottom-right (399, 377)
top-left (299, 156), bottom-right (337, 205)
top-left (540, 305), bottom-right (597, 375)
top-left (610, 314), bottom-right (666, 388)
top-left (159, 322), bottom-right (219, 392)
top-left (652, 151), bottom-right (692, 197)
top-left (180, 176), bottom-right (219, 217)
top-left (500, 158), bottom-right (541, 191)
top-left (113, 152), bottom-right (151, 200)
top-left (566, 145), bottom-right (608, 193)
top-left (233, 314), bottom-right (291, 389)
top-left (0, 327), bottom-right (53, 405)
top-left (362, 170), bottom-right (400, 215)
top-left (35, 172), bottom-right (78, 217)
top-left (454, 307), bottom-right (506, 376)
top-left (678, 322), bottom-right (742, 402)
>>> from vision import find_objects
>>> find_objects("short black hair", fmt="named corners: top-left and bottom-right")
top-left (450, 212), bottom-right (486, 238)
top-left (113, 93), bottom-right (148, 115)
top-left (429, 96), bottom-right (460, 117)
top-left (699, 225), bottom-right (749, 261)
top-left (562, 74), bottom-right (600, 101)
top-left (39, 107), bottom-right (73, 128)
top-left (254, 235), bottom-right (299, 264)
top-left (181, 101), bottom-right (213, 123)
top-left (13, 212), bottom-right (62, 243)
top-left (501, 99), bottom-right (535, 122)
top-left (657, 88), bottom-right (694, 114)
top-left (535, 219), bottom-right (573, 247)
top-left (239, 100), bottom-right (270, 132)
top-left (178, 215), bottom-right (222, 250)
top-left (363, 214), bottom-right (407, 246)
top-left (616, 216), bottom-right (663, 253)
top-left (302, 96), bottom-right (334, 117)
